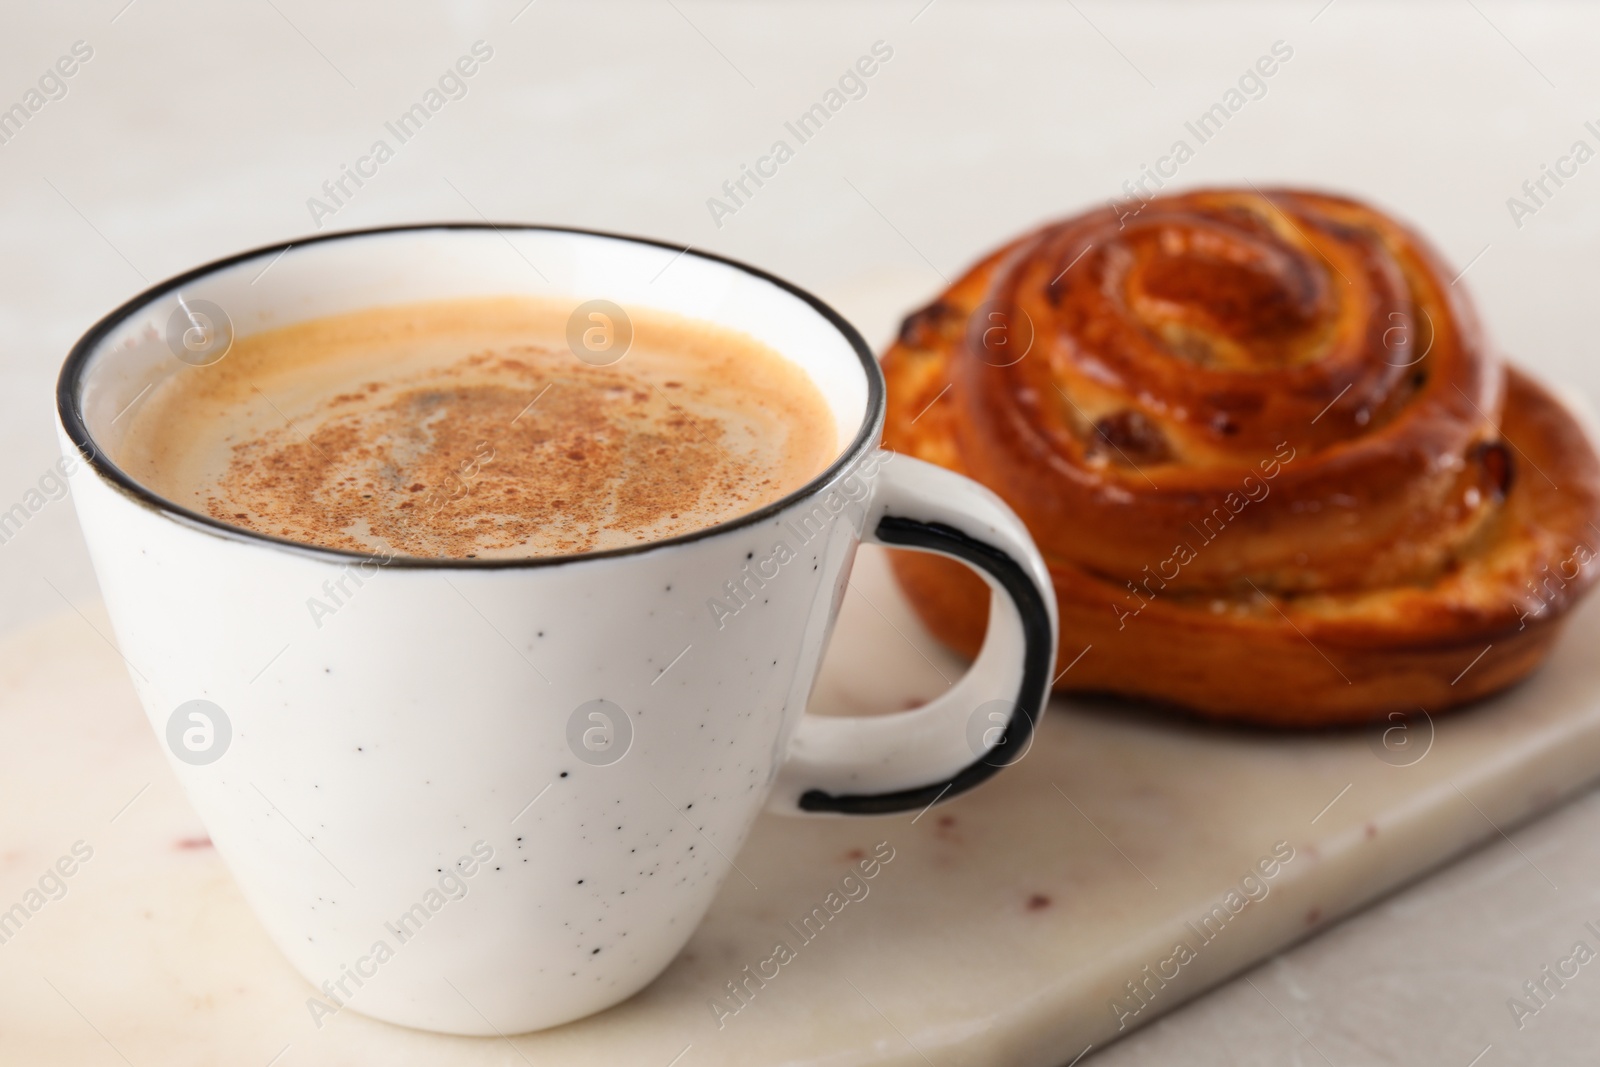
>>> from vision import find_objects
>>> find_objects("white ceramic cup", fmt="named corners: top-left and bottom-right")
top-left (56, 225), bottom-right (1057, 1035)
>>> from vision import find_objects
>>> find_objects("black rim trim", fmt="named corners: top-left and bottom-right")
top-left (797, 517), bottom-right (1054, 815)
top-left (55, 222), bottom-right (884, 570)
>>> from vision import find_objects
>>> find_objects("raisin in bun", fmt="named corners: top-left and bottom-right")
top-left (882, 188), bottom-right (1600, 726)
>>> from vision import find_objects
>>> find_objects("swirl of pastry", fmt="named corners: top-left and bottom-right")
top-left (882, 188), bottom-right (1600, 726)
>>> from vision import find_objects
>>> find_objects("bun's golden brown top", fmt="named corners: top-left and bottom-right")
top-left (884, 188), bottom-right (1600, 724)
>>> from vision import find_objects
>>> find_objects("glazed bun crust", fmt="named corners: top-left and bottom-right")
top-left (882, 188), bottom-right (1600, 726)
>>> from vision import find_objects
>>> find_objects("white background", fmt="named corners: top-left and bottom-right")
top-left (5, 1), bottom-right (1600, 1062)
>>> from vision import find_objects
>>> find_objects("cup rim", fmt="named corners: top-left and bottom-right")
top-left (56, 222), bottom-right (886, 570)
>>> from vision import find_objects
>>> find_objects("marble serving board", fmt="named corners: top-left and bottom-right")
top-left (4, 545), bottom-right (1600, 1067)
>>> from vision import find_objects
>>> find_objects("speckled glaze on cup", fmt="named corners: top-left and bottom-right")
top-left (56, 225), bottom-right (1057, 1035)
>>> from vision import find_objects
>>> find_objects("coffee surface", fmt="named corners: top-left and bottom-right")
top-left (122, 297), bottom-right (838, 558)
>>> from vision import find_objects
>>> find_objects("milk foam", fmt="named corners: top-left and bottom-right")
top-left (121, 297), bottom-right (838, 559)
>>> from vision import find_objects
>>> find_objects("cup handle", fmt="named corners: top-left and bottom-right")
top-left (769, 454), bottom-right (1059, 816)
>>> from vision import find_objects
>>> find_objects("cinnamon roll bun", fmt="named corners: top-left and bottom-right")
top-left (882, 188), bottom-right (1600, 726)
